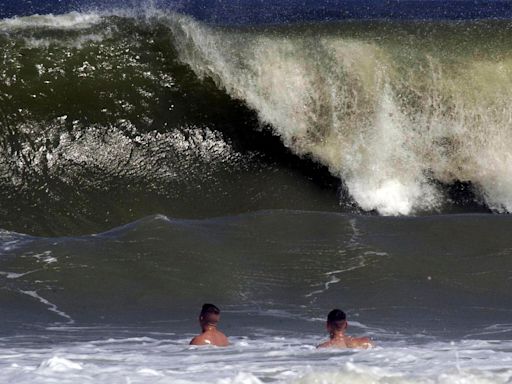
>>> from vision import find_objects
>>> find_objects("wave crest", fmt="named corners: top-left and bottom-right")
top-left (169, 15), bottom-right (512, 215)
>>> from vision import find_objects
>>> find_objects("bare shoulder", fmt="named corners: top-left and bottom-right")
top-left (348, 337), bottom-right (374, 349)
top-left (189, 335), bottom-right (208, 346)
top-left (217, 331), bottom-right (230, 347)
top-left (316, 341), bottom-right (331, 349)
top-left (190, 331), bottom-right (229, 347)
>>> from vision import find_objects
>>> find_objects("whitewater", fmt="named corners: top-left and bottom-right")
top-left (2, 333), bottom-right (512, 384)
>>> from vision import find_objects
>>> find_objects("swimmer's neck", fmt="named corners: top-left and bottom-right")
top-left (201, 324), bottom-right (218, 333)
top-left (329, 330), bottom-right (346, 340)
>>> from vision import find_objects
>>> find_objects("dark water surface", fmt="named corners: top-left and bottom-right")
top-left (2, 211), bottom-right (511, 341)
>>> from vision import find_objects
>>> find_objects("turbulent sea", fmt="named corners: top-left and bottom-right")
top-left (1, 8), bottom-right (512, 384)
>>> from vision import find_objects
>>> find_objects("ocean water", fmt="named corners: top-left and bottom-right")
top-left (1, 7), bottom-right (512, 384)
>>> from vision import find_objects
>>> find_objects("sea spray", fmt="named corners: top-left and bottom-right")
top-left (169, 15), bottom-right (512, 215)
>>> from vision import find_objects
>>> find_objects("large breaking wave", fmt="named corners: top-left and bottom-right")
top-left (1, 10), bottom-right (512, 233)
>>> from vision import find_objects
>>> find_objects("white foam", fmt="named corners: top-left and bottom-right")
top-left (6, 120), bottom-right (242, 191)
top-left (19, 290), bottom-right (74, 324)
top-left (0, 336), bottom-right (510, 384)
top-left (38, 357), bottom-right (83, 372)
top-left (33, 251), bottom-right (58, 265)
top-left (218, 373), bottom-right (263, 384)
top-left (0, 270), bottom-right (39, 279)
top-left (0, 12), bottom-right (101, 31)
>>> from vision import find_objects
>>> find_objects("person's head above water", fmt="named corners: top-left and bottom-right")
top-left (317, 309), bottom-right (373, 349)
top-left (326, 309), bottom-right (348, 333)
top-left (190, 303), bottom-right (229, 346)
top-left (199, 303), bottom-right (221, 329)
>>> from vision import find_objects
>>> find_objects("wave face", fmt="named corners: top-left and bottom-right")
top-left (1, 12), bottom-right (512, 236)
top-left (0, 12), bottom-right (341, 236)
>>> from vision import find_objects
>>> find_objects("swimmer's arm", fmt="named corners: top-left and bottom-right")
top-left (348, 337), bottom-right (374, 349)
top-left (361, 337), bottom-right (374, 349)
top-left (316, 341), bottom-right (331, 349)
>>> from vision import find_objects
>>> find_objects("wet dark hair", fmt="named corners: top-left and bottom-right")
top-left (327, 309), bottom-right (347, 330)
top-left (200, 303), bottom-right (220, 318)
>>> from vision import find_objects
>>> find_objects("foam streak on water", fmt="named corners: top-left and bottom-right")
top-left (19, 290), bottom-right (75, 324)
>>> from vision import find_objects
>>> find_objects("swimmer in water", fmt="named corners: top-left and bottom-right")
top-left (189, 303), bottom-right (229, 347)
top-left (317, 309), bottom-right (374, 349)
